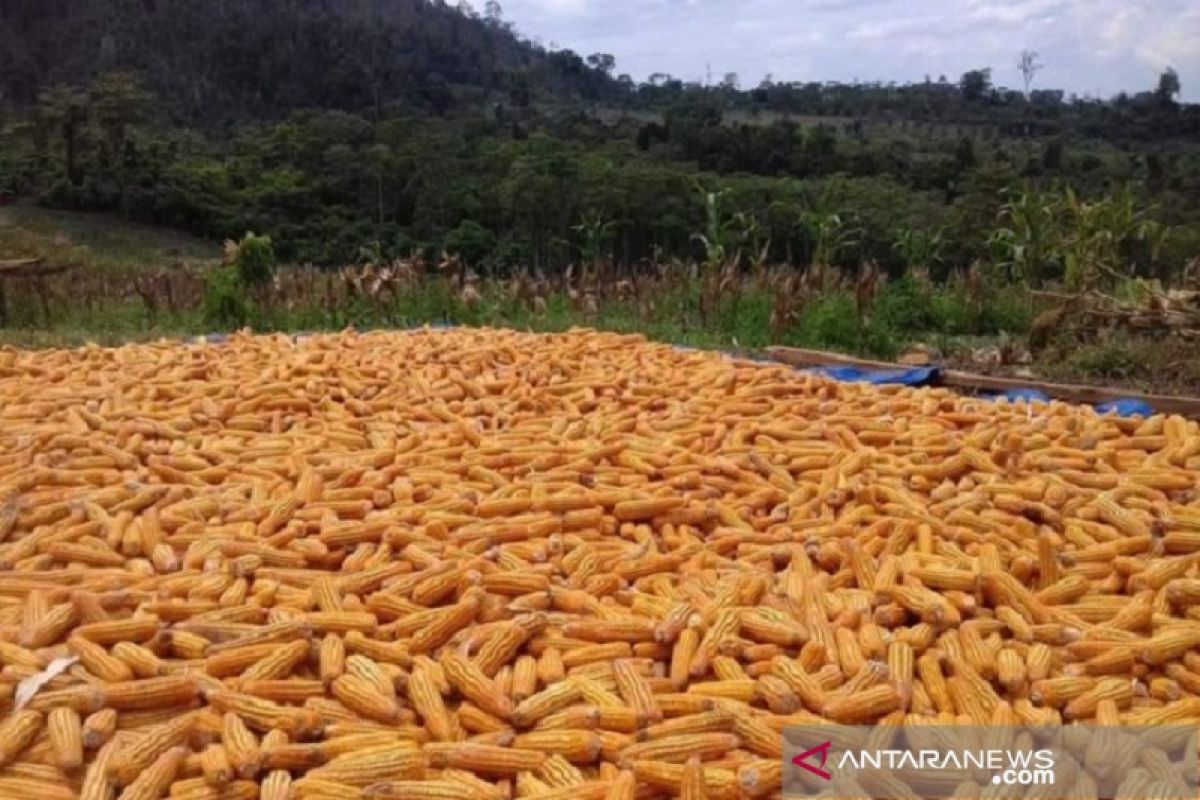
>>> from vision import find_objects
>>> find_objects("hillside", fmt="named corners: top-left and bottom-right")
top-left (0, 0), bottom-right (1196, 279)
top-left (0, 0), bottom-right (621, 124)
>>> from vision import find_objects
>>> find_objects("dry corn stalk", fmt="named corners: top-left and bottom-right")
top-left (1, 328), bottom-right (1200, 797)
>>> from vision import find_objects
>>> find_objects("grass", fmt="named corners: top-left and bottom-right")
top-left (1, 204), bottom-right (1196, 396)
top-left (0, 277), bottom-right (1026, 355)
top-left (0, 203), bottom-right (219, 272)
top-left (3, 279), bottom-right (1196, 396)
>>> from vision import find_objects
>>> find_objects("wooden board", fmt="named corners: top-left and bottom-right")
top-left (766, 346), bottom-right (901, 372)
top-left (766, 345), bottom-right (1200, 418)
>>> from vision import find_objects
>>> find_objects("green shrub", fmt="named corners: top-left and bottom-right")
top-left (1065, 343), bottom-right (1139, 377)
top-left (235, 232), bottom-right (276, 287)
top-left (979, 285), bottom-right (1033, 333)
top-left (792, 293), bottom-right (861, 351)
top-left (874, 278), bottom-right (935, 334)
top-left (928, 289), bottom-right (974, 334)
top-left (202, 265), bottom-right (248, 329)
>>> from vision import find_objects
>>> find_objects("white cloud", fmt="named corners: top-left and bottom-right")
top-left (522, 0), bottom-right (591, 16)
top-left (499, 0), bottom-right (1198, 99)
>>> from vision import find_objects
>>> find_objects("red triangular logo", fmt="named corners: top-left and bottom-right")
top-left (792, 740), bottom-right (833, 780)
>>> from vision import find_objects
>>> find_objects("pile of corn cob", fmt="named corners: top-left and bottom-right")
top-left (1, 327), bottom-right (1199, 800)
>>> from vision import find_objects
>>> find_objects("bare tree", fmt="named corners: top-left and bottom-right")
top-left (1018, 50), bottom-right (1043, 100)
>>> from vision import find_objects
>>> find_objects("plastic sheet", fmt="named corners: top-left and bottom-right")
top-left (1095, 398), bottom-right (1154, 418)
top-left (806, 365), bottom-right (939, 386)
top-left (809, 365), bottom-right (1156, 417)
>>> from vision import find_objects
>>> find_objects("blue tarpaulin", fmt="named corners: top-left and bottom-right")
top-left (806, 365), bottom-right (939, 386)
top-left (804, 363), bottom-right (1155, 417)
top-left (1095, 398), bottom-right (1154, 417)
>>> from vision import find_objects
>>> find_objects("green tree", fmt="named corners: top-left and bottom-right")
top-left (1156, 67), bottom-right (1181, 105)
top-left (37, 85), bottom-right (88, 185)
top-left (234, 232), bottom-right (277, 287)
top-left (959, 69), bottom-right (992, 103)
top-left (586, 53), bottom-right (616, 75)
top-left (88, 71), bottom-right (152, 157)
top-left (444, 219), bottom-right (497, 266)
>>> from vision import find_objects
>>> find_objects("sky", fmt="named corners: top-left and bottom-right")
top-left (496, 0), bottom-right (1200, 102)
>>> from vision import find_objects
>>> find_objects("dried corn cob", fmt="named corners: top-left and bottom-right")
top-left (3, 329), bottom-right (1200, 799)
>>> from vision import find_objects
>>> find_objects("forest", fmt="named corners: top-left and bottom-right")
top-left (1, 0), bottom-right (1199, 388)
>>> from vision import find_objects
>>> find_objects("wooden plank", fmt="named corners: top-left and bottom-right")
top-left (765, 346), bottom-right (904, 372)
top-left (765, 345), bottom-right (1200, 418)
top-left (938, 370), bottom-right (1200, 418)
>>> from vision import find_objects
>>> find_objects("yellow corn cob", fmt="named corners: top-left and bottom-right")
top-left (612, 658), bottom-right (662, 723)
top-left (222, 712), bottom-right (262, 779)
top-left (69, 636), bottom-right (134, 682)
top-left (117, 745), bottom-right (186, 800)
top-left (630, 759), bottom-right (737, 800)
top-left (996, 648), bottom-right (1027, 694)
top-left (406, 592), bottom-right (482, 654)
top-left (360, 780), bottom-right (482, 800)
top-left (79, 735), bottom-right (122, 800)
top-left (198, 742), bottom-right (234, 786)
top-left (441, 650), bottom-right (513, 720)
top-left (110, 711), bottom-right (196, 784)
top-left (74, 616), bottom-right (160, 645)
top-left (0, 776), bottom-right (78, 800)
top-left (510, 729), bottom-right (602, 762)
top-left (512, 680), bottom-right (582, 727)
top-left (254, 769), bottom-right (290, 800)
top-left (823, 684), bottom-right (902, 723)
top-left (603, 770), bottom-right (637, 800)
top-left (306, 744), bottom-right (425, 786)
top-left (203, 643), bottom-right (281, 678)
top-left (109, 642), bottom-right (165, 681)
top-left (1140, 628), bottom-right (1200, 665)
top-left (537, 753), bottom-right (587, 788)
top-left (47, 706), bottom-right (83, 771)
top-left (681, 756), bottom-right (708, 800)
top-left (101, 675), bottom-right (198, 711)
top-left (425, 742), bottom-right (544, 774)
top-left (318, 633), bottom-right (346, 683)
top-left (619, 732), bottom-right (739, 765)
top-left (407, 666), bottom-right (455, 741)
top-left (82, 708), bottom-right (118, 750)
top-left (612, 497), bottom-right (684, 521)
top-left (20, 602), bottom-right (78, 648)
top-left (439, 768), bottom-right (508, 800)
top-left (0, 710), bottom-right (44, 767)
top-left (737, 758), bottom-right (783, 799)
top-left (239, 639), bottom-right (310, 682)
